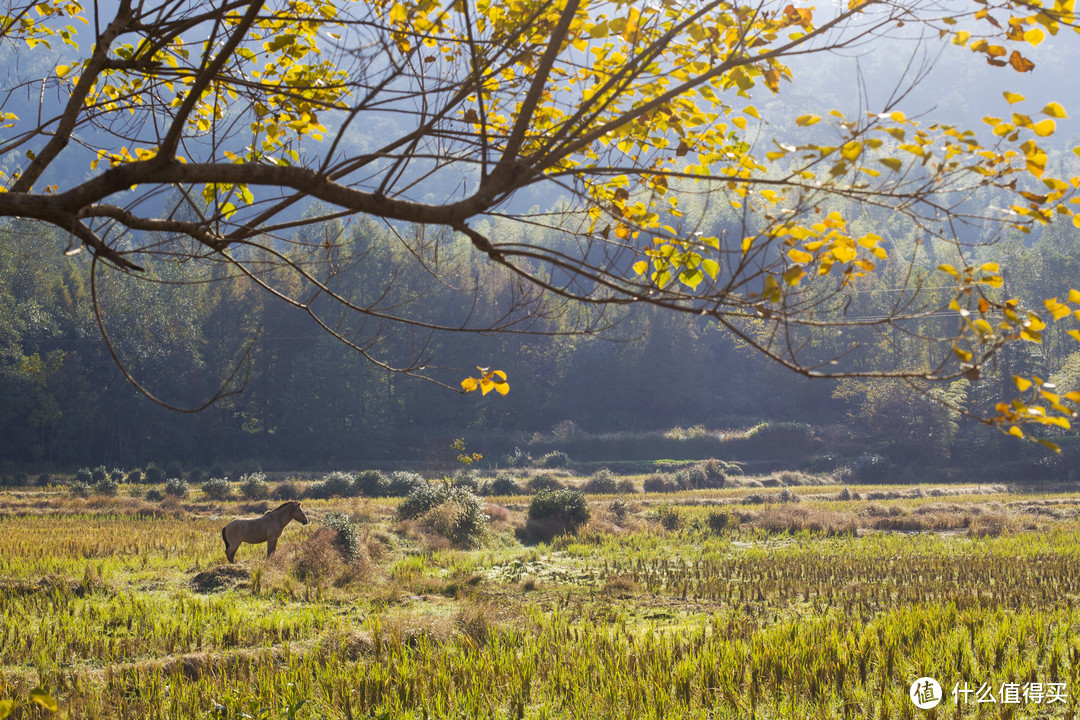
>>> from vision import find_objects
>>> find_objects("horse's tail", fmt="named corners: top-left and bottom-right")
top-left (221, 526), bottom-right (228, 551)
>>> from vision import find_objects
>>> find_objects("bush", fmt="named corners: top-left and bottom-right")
top-left (643, 473), bottom-right (678, 493)
top-left (95, 474), bottom-right (119, 496)
top-left (527, 475), bottom-right (563, 493)
top-left (527, 489), bottom-right (589, 534)
top-left (239, 472), bottom-right (270, 500)
top-left (145, 488), bottom-right (164, 502)
top-left (615, 478), bottom-right (638, 494)
top-left (398, 483), bottom-right (488, 547)
top-left (777, 488), bottom-right (801, 504)
top-left (125, 469), bottom-right (142, 485)
top-left (487, 473), bottom-right (524, 496)
top-left (537, 451), bottom-right (570, 468)
top-left (705, 509), bottom-right (735, 534)
top-left (75, 467), bottom-right (93, 485)
top-left (321, 511), bottom-right (362, 561)
top-left (651, 504), bottom-right (683, 531)
top-left (164, 460), bottom-right (184, 480)
top-left (505, 447), bottom-right (532, 468)
top-left (272, 481), bottom-right (300, 500)
top-left (164, 478), bottom-right (189, 498)
top-left (609, 498), bottom-right (629, 524)
top-left (70, 481), bottom-right (93, 498)
top-left (700, 459), bottom-right (727, 488)
top-left (305, 471), bottom-right (356, 500)
top-left (35, 473), bottom-right (50, 487)
top-left (109, 468), bottom-right (125, 483)
top-left (354, 469), bottom-right (389, 497)
top-left (91, 465), bottom-right (107, 484)
top-left (451, 472), bottom-right (481, 493)
top-left (187, 469), bottom-right (206, 484)
top-left (584, 468), bottom-right (618, 494)
top-left (144, 462), bottom-right (164, 484)
top-left (386, 471), bottom-right (427, 497)
top-left (202, 477), bottom-right (233, 500)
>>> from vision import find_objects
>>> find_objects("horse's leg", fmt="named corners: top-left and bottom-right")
top-left (266, 534), bottom-right (278, 557)
top-left (223, 527), bottom-right (235, 563)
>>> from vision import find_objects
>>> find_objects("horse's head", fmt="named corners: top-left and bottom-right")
top-left (292, 501), bottom-right (309, 525)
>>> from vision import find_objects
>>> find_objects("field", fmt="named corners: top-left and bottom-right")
top-left (2, 474), bottom-right (1080, 719)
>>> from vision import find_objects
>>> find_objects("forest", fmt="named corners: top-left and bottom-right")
top-left (3, 187), bottom-right (1079, 478)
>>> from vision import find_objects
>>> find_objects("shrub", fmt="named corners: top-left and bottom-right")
top-left (615, 478), bottom-right (638, 494)
top-left (505, 447), bottom-right (532, 468)
top-left (608, 498), bottom-right (629, 524)
top-left (75, 467), bottom-right (93, 485)
top-left (651, 504), bottom-right (683, 531)
top-left (487, 473), bottom-right (523, 496)
top-left (527, 475), bottom-right (563, 493)
top-left (164, 478), bottom-right (189, 498)
top-left (70, 481), bottom-right (93, 498)
top-left (272, 481), bottom-right (300, 500)
top-left (537, 451), bottom-right (570, 468)
top-left (305, 471), bottom-right (356, 500)
top-left (125, 469), bottom-right (142, 485)
top-left (321, 511), bottom-right (362, 561)
top-left (91, 465), bottom-right (107, 484)
top-left (584, 468), bottom-right (618, 494)
top-left (777, 488), bottom-right (801, 504)
top-left (145, 488), bottom-right (165, 502)
top-left (187, 469), bottom-right (206, 484)
top-left (109, 468), bottom-right (125, 483)
top-left (35, 473), bottom-right (51, 487)
top-left (675, 466), bottom-right (706, 490)
top-left (164, 460), bottom-right (184, 480)
top-left (354, 469), bottom-right (389, 497)
top-left (95, 474), bottom-right (119, 496)
top-left (239, 472), bottom-right (270, 500)
top-left (202, 477), bottom-right (233, 501)
top-left (643, 473), bottom-right (678, 493)
top-left (143, 462), bottom-right (164, 484)
top-left (386, 471), bottom-right (427, 497)
top-left (526, 489), bottom-right (589, 537)
top-left (398, 483), bottom-right (488, 547)
top-left (705, 509), bottom-right (735, 534)
top-left (451, 472), bottom-right (481, 493)
top-left (700, 459), bottom-right (727, 488)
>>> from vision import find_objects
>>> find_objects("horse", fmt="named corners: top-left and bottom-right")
top-left (221, 500), bottom-right (309, 562)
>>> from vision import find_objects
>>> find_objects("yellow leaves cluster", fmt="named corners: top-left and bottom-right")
top-left (461, 367), bottom-right (509, 396)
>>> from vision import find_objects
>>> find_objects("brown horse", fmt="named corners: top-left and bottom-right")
top-left (221, 500), bottom-right (309, 562)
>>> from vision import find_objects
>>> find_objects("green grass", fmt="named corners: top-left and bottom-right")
top-left (1, 482), bottom-right (1080, 718)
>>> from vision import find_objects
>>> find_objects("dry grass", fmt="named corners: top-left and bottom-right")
top-left (746, 505), bottom-right (857, 536)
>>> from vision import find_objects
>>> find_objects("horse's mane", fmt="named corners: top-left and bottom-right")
top-left (266, 500), bottom-right (298, 515)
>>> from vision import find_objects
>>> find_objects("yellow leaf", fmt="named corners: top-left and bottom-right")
top-left (1008, 426), bottom-right (1025, 438)
top-left (1070, 288), bottom-right (1080, 303)
top-left (1014, 376), bottom-right (1033, 392)
top-left (788, 248), bottom-right (813, 264)
top-left (795, 114), bottom-right (820, 127)
top-left (461, 377), bottom-right (478, 392)
top-left (1041, 102), bottom-right (1068, 118)
top-left (633, 260), bottom-right (648, 275)
top-left (389, 2), bottom-right (407, 22)
top-left (1044, 298), bottom-right (1071, 320)
top-left (1032, 119), bottom-right (1056, 137)
top-left (879, 157), bottom-right (902, 172)
top-left (56, 64), bottom-right (71, 77)
top-left (1003, 91), bottom-right (1026, 104)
